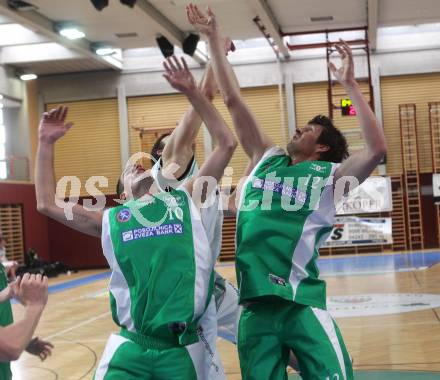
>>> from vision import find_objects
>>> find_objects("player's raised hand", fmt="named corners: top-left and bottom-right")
top-left (163, 56), bottom-right (197, 94)
top-left (328, 39), bottom-right (355, 87)
top-left (186, 3), bottom-right (217, 36)
top-left (38, 106), bottom-right (73, 144)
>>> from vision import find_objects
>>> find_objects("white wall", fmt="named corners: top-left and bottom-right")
top-left (0, 65), bottom-right (30, 180)
top-left (0, 65), bottom-right (22, 101)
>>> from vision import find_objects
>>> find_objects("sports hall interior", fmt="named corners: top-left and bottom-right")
top-left (0, 0), bottom-right (440, 379)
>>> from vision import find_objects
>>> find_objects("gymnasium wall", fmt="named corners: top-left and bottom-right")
top-left (381, 73), bottom-right (440, 175)
top-left (45, 98), bottom-right (121, 197)
top-left (5, 65), bottom-right (440, 268)
top-left (46, 195), bottom-right (119, 269)
top-left (126, 86), bottom-right (287, 184)
top-left (0, 182), bottom-right (50, 261)
top-left (293, 77), bottom-right (440, 250)
top-left (420, 173), bottom-right (438, 249)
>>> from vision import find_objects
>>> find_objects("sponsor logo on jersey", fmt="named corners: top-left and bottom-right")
top-left (117, 209), bottom-right (132, 223)
top-left (121, 223), bottom-right (184, 243)
top-left (269, 273), bottom-right (287, 286)
top-left (122, 231), bottom-right (134, 242)
top-left (252, 178), bottom-right (308, 204)
top-left (311, 163), bottom-right (326, 173)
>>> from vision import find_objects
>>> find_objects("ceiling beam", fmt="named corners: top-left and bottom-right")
top-left (247, 0), bottom-right (290, 60)
top-left (367, 0), bottom-right (378, 51)
top-left (0, 0), bottom-right (122, 70)
top-left (136, 0), bottom-right (208, 65)
top-left (1, 43), bottom-right (83, 64)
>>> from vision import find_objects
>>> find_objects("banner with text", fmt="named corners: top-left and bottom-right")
top-left (336, 176), bottom-right (393, 215)
top-left (433, 173), bottom-right (440, 204)
top-left (324, 217), bottom-right (393, 247)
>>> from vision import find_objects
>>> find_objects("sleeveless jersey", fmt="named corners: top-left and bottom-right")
top-left (101, 189), bottom-right (215, 346)
top-left (151, 157), bottom-right (224, 259)
top-left (236, 147), bottom-right (339, 309)
top-left (0, 263), bottom-right (13, 379)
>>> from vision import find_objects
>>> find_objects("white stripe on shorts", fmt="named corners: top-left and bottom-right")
top-left (311, 307), bottom-right (347, 380)
top-left (186, 297), bottom-right (225, 380)
top-left (94, 333), bottom-right (129, 380)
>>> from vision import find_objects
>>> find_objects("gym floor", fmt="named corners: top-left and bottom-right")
top-left (10, 251), bottom-right (440, 380)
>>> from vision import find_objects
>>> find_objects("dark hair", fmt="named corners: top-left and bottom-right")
top-left (309, 115), bottom-right (349, 163)
top-left (150, 133), bottom-right (171, 166)
top-left (116, 178), bottom-right (124, 198)
top-left (150, 132), bottom-right (196, 181)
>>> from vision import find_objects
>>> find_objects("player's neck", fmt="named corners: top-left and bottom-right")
top-left (289, 153), bottom-right (321, 166)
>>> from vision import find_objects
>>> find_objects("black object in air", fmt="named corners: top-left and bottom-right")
top-left (156, 35), bottom-right (174, 58)
top-left (90, 0), bottom-right (108, 11)
top-left (183, 33), bottom-right (200, 56)
top-left (120, 0), bottom-right (137, 7)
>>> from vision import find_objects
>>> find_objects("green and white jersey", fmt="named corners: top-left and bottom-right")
top-left (101, 188), bottom-right (215, 346)
top-left (151, 157), bottom-right (224, 260)
top-left (0, 263), bottom-right (13, 379)
top-left (236, 147), bottom-right (339, 309)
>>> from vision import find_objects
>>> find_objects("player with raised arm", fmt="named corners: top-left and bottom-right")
top-left (36, 56), bottom-right (237, 379)
top-left (187, 4), bottom-right (386, 380)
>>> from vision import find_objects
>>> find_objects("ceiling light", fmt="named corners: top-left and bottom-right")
top-left (59, 27), bottom-right (85, 40)
top-left (54, 23), bottom-right (86, 40)
top-left (20, 73), bottom-right (37, 81)
top-left (96, 47), bottom-right (117, 56)
top-left (91, 42), bottom-right (120, 56)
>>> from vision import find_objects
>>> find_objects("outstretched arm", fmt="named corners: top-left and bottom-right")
top-left (35, 106), bottom-right (102, 237)
top-left (330, 41), bottom-right (387, 184)
top-left (161, 40), bottom-right (234, 178)
top-left (160, 61), bottom-right (217, 177)
top-left (187, 4), bottom-right (273, 167)
top-left (163, 57), bottom-right (237, 201)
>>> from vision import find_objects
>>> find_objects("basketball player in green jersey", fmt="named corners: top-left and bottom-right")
top-left (35, 56), bottom-right (237, 379)
top-left (146, 50), bottom-right (301, 376)
top-left (188, 4), bottom-right (387, 380)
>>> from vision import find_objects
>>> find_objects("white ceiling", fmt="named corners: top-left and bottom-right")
top-left (0, 0), bottom-right (439, 76)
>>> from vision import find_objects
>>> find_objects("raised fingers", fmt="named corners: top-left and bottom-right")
top-left (166, 56), bottom-right (178, 72)
top-left (180, 56), bottom-right (189, 71)
top-left (334, 43), bottom-right (346, 58)
top-left (163, 60), bottom-right (173, 75)
top-left (339, 39), bottom-right (352, 54)
top-left (59, 106), bottom-right (68, 122)
top-left (194, 4), bottom-right (205, 19)
top-left (171, 55), bottom-right (182, 71)
top-left (186, 5), bottom-right (196, 24)
top-left (328, 61), bottom-right (338, 75)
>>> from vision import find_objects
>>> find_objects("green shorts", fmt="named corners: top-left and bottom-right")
top-left (94, 331), bottom-right (207, 380)
top-left (238, 300), bottom-right (353, 380)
